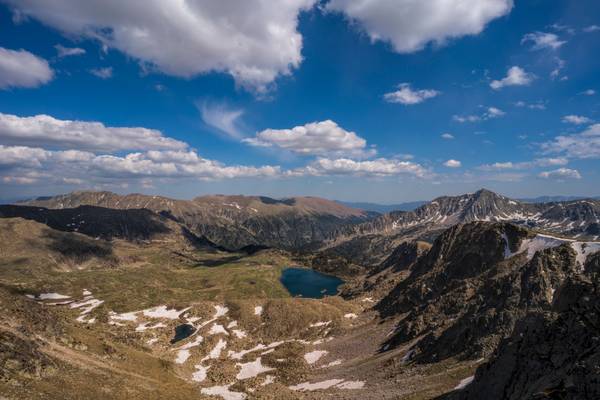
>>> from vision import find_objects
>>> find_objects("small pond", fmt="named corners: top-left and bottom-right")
top-left (170, 324), bottom-right (195, 344)
top-left (280, 267), bottom-right (344, 299)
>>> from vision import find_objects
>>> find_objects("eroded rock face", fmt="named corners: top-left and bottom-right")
top-left (441, 276), bottom-right (600, 400)
top-left (377, 222), bottom-right (583, 363)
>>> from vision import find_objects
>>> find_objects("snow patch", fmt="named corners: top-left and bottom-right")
top-left (236, 357), bottom-right (275, 380)
top-left (209, 323), bottom-right (229, 336)
top-left (289, 379), bottom-right (344, 391)
top-left (344, 313), bottom-right (357, 319)
top-left (142, 305), bottom-right (190, 320)
top-left (454, 376), bottom-right (475, 390)
top-left (201, 385), bottom-right (246, 400)
top-left (304, 350), bottom-right (328, 364)
top-left (254, 305), bottom-right (263, 316)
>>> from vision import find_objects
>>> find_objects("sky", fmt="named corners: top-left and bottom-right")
top-left (0, 0), bottom-right (599, 203)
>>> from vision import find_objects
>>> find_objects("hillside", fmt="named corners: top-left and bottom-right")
top-left (19, 191), bottom-right (372, 250)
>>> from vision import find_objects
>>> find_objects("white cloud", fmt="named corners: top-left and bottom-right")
top-left (326, 0), bottom-right (513, 53)
top-left (293, 157), bottom-right (427, 178)
top-left (515, 100), bottom-right (546, 110)
top-left (521, 31), bottom-right (565, 50)
top-left (244, 120), bottom-right (375, 158)
top-left (581, 89), bottom-right (596, 96)
top-left (453, 115), bottom-right (481, 123)
top-left (485, 107), bottom-right (505, 118)
top-left (443, 159), bottom-right (461, 168)
top-left (0, 47), bottom-right (53, 89)
top-left (453, 106), bottom-right (505, 123)
top-left (550, 57), bottom-right (566, 80)
top-left (0, 145), bottom-right (281, 184)
top-left (478, 157), bottom-right (568, 171)
top-left (541, 123), bottom-right (600, 159)
top-left (0, 112), bottom-right (187, 152)
top-left (383, 83), bottom-right (440, 105)
top-left (490, 66), bottom-right (534, 90)
top-left (538, 168), bottom-right (581, 180)
top-left (562, 115), bottom-right (592, 125)
top-left (90, 67), bottom-right (113, 79)
top-left (199, 102), bottom-right (244, 139)
top-left (583, 25), bottom-right (600, 33)
top-left (55, 44), bottom-right (86, 57)
top-left (441, 133), bottom-right (454, 140)
top-left (4, 0), bottom-right (316, 92)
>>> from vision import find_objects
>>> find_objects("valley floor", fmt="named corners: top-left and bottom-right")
top-left (0, 218), bottom-right (474, 400)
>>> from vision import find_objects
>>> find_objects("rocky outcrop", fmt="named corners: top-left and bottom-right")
top-left (377, 222), bottom-right (592, 363)
top-left (440, 274), bottom-right (600, 400)
top-left (327, 190), bottom-right (600, 266)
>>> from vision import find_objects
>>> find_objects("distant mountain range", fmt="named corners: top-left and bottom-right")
top-left (11, 191), bottom-right (372, 250)
top-left (336, 200), bottom-right (427, 213)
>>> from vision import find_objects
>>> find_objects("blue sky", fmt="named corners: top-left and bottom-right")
top-left (0, 0), bottom-right (599, 203)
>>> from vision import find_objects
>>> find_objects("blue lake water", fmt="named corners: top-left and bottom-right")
top-left (280, 267), bottom-right (344, 299)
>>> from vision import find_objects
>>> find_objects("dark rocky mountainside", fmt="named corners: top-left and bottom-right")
top-left (18, 191), bottom-right (371, 250)
top-left (440, 267), bottom-right (600, 400)
top-left (0, 204), bottom-right (219, 251)
top-left (374, 221), bottom-right (600, 365)
top-left (321, 189), bottom-right (600, 266)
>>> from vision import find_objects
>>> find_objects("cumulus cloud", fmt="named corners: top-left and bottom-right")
top-left (538, 168), bottom-right (581, 180)
top-left (541, 123), bottom-right (600, 159)
top-left (453, 107), bottom-right (505, 123)
top-left (443, 159), bottom-right (461, 168)
top-left (199, 102), bottom-right (245, 139)
top-left (490, 66), bottom-right (534, 90)
top-left (0, 145), bottom-right (281, 185)
top-left (55, 44), bottom-right (86, 57)
top-left (581, 89), bottom-right (596, 96)
top-left (562, 115), bottom-right (592, 125)
top-left (478, 157), bottom-right (568, 171)
top-left (90, 67), bottom-right (113, 79)
top-left (292, 157), bottom-right (427, 178)
top-left (0, 47), bottom-right (53, 89)
top-left (383, 83), bottom-right (440, 105)
top-left (521, 31), bottom-right (566, 50)
top-left (326, 0), bottom-right (513, 53)
top-left (515, 100), bottom-right (546, 110)
top-left (244, 120), bottom-right (375, 158)
top-left (583, 25), bottom-right (600, 33)
top-left (441, 133), bottom-right (454, 139)
top-left (3, 0), bottom-right (316, 92)
top-left (0, 112), bottom-right (187, 152)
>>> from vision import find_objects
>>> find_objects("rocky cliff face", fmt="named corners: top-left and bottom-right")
top-left (17, 191), bottom-right (372, 250)
top-left (441, 268), bottom-right (600, 400)
top-left (376, 222), bottom-right (599, 364)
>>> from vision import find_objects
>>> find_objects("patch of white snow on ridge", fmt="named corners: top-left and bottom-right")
top-left (214, 304), bottom-right (229, 317)
top-left (254, 305), bottom-right (263, 316)
top-left (110, 311), bottom-right (138, 322)
top-left (135, 322), bottom-right (166, 332)
top-left (236, 357), bottom-right (275, 380)
top-left (309, 321), bottom-right (331, 328)
top-left (201, 385), bottom-right (246, 400)
top-left (38, 293), bottom-right (71, 300)
top-left (209, 323), bottom-right (229, 336)
top-left (289, 379), bottom-right (345, 391)
top-left (232, 329), bottom-right (247, 339)
top-left (337, 381), bottom-right (365, 389)
top-left (454, 376), bottom-right (474, 390)
top-left (175, 349), bottom-right (191, 364)
top-left (142, 305), bottom-right (190, 320)
top-left (344, 313), bottom-right (357, 319)
top-left (192, 364), bottom-right (210, 382)
top-left (304, 350), bottom-right (328, 364)
top-left (571, 242), bottom-right (600, 269)
top-left (204, 338), bottom-right (227, 360)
